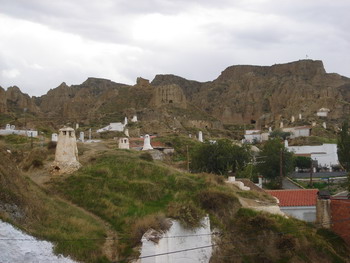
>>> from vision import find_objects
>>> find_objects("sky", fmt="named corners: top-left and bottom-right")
top-left (0, 0), bottom-right (349, 96)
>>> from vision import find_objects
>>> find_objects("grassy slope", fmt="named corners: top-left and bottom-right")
top-left (1, 134), bottom-right (349, 262)
top-left (0, 142), bottom-right (108, 263)
top-left (48, 148), bottom-right (350, 262)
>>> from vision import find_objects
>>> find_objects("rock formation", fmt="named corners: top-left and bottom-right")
top-left (2, 60), bottom-right (350, 133)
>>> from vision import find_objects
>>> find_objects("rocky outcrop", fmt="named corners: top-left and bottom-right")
top-left (152, 84), bottom-right (187, 108)
top-left (3, 60), bottom-right (350, 132)
top-left (0, 87), bottom-right (6, 113)
top-left (1, 86), bottom-right (39, 114)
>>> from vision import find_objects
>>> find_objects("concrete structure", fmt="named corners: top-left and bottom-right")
top-left (124, 129), bottom-right (129, 137)
top-left (97, 122), bottom-right (125, 133)
top-left (316, 199), bottom-right (331, 228)
top-left (287, 143), bottom-right (339, 169)
top-left (291, 116), bottom-right (295, 123)
top-left (244, 130), bottom-right (270, 143)
top-left (280, 121), bottom-right (284, 128)
top-left (0, 124), bottom-right (38, 137)
top-left (118, 138), bottom-right (130, 149)
top-left (198, 131), bottom-right (203, 142)
top-left (227, 176), bottom-right (250, 191)
top-left (323, 122), bottom-right (327, 129)
top-left (299, 113), bottom-right (302, 120)
top-left (79, 132), bottom-right (84, 142)
top-left (124, 117), bottom-right (128, 126)
top-left (142, 134), bottom-right (153, 150)
top-left (282, 126), bottom-right (311, 139)
top-left (131, 115), bottom-right (138, 122)
top-left (266, 189), bottom-right (318, 222)
top-left (317, 108), bottom-right (330, 117)
top-left (244, 129), bottom-right (261, 143)
top-left (51, 133), bottom-right (58, 142)
top-left (51, 127), bottom-right (81, 174)
top-left (139, 216), bottom-right (212, 263)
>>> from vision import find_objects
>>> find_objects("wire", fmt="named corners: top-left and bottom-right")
top-left (1, 217), bottom-right (350, 242)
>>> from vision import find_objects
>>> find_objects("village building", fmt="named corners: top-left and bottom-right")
top-left (287, 143), bottom-right (339, 169)
top-left (97, 122), bottom-right (125, 133)
top-left (51, 133), bottom-right (58, 142)
top-left (118, 138), bottom-right (130, 149)
top-left (0, 124), bottom-right (38, 137)
top-left (317, 108), bottom-right (330, 117)
top-left (282, 126), bottom-right (311, 138)
top-left (244, 130), bottom-right (262, 143)
top-left (51, 127), bottom-right (81, 174)
top-left (266, 189), bottom-right (318, 222)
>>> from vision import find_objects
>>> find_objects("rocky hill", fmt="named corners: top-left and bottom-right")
top-left (1, 59), bottom-right (350, 133)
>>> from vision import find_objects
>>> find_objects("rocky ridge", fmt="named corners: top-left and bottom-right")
top-left (1, 60), bottom-right (350, 133)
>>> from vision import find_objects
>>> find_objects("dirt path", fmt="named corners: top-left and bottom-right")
top-left (56, 195), bottom-right (119, 261)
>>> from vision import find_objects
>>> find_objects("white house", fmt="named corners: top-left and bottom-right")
top-left (244, 130), bottom-right (262, 143)
top-left (287, 143), bottom-right (339, 169)
top-left (97, 122), bottom-right (125, 133)
top-left (266, 189), bottom-right (318, 222)
top-left (0, 124), bottom-right (38, 137)
top-left (317, 108), bottom-right (330, 117)
top-left (282, 126), bottom-right (311, 139)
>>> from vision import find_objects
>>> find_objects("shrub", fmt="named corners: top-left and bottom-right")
top-left (139, 152), bottom-right (153, 162)
top-left (47, 141), bottom-right (57, 150)
top-left (130, 213), bottom-right (171, 246)
top-left (167, 202), bottom-right (204, 229)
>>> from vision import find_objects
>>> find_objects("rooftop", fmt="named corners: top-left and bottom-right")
top-left (266, 189), bottom-right (318, 207)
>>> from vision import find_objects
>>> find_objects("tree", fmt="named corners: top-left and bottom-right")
top-left (190, 139), bottom-right (251, 175)
top-left (256, 138), bottom-right (294, 188)
top-left (269, 129), bottom-right (291, 140)
top-left (337, 121), bottom-right (350, 196)
top-left (294, 156), bottom-right (312, 170)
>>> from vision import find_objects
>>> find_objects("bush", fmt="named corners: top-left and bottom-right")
top-left (167, 202), bottom-right (204, 228)
top-left (47, 141), bottom-right (57, 150)
top-left (130, 213), bottom-right (170, 246)
top-left (139, 152), bottom-right (153, 162)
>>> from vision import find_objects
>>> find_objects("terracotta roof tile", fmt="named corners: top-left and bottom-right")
top-left (266, 189), bottom-right (318, 207)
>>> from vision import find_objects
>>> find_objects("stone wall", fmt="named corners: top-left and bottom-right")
top-left (316, 199), bottom-right (331, 228)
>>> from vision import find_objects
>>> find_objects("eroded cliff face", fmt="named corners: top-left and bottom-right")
top-left (0, 87), bottom-right (6, 113)
top-left (1, 86), bottom-right (39, 114)
top-left (153, 60), bottom-right (350, 126)
top-left (2, 60), bottom-right (350, 131)
top-left (152, 84), bottom-right (187, 108)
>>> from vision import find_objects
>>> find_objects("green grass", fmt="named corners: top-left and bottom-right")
top-left (49, 150), bottom-right (219, 256)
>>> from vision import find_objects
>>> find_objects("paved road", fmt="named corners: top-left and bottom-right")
top-left (291, 171), bottom-right (347, 179)
top-left (282, 178), bottom-right (303, 189)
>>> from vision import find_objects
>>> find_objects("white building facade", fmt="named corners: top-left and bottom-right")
top-left (287, 143), bottom-right (339, 168)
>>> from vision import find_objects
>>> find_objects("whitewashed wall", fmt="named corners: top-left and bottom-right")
top-left (138, 216), bottom-right (213, 263)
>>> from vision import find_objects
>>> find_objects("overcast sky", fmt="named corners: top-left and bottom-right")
top-left (0, 0), bottom-right (349, 96)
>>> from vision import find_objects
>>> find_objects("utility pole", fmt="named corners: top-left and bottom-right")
top-left (23, 108), bottom-right (27, 130)
top-left (186, 145), bottom-right (190, 172)
top-left (309, 159), bottom-right (313, 187)
top-left (280, 149), bottom-right (284, 188)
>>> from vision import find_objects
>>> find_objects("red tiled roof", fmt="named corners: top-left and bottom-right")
top-left (266, 189), bottom-right (318, 207)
